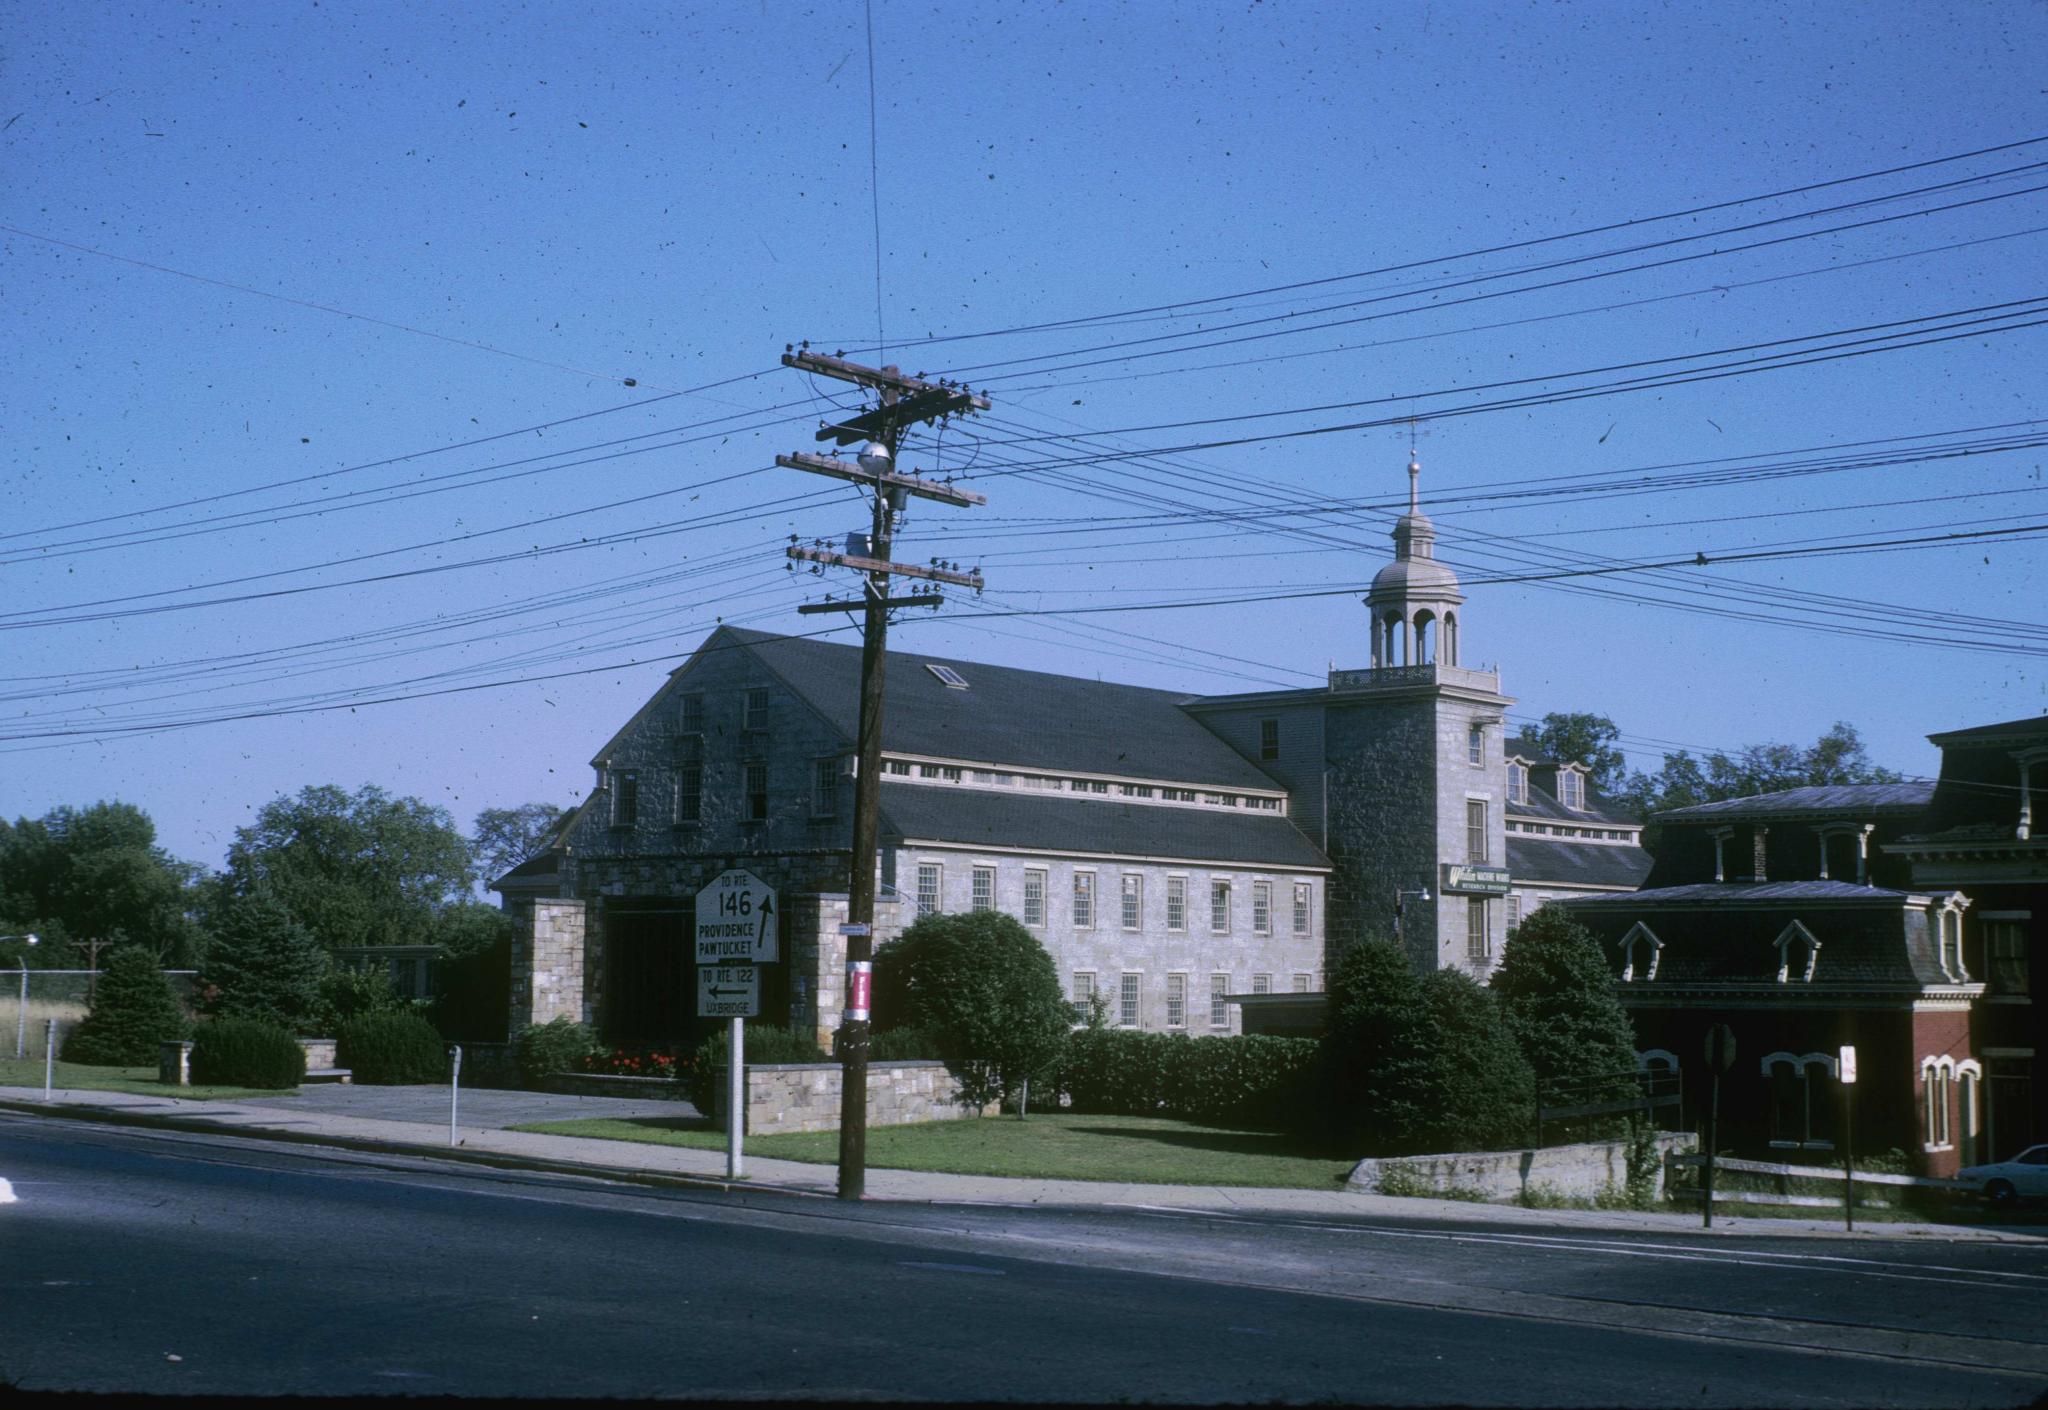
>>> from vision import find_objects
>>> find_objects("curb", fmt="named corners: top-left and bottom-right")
top-left (0, 1096), bottom-right (832, 1204)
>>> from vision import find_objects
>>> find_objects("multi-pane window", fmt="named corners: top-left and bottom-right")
top-left (1073, 872), bottom-right (1096, 929)
top-left (1506, 894), bottom-right (1523, 934)
top-left (1166, 877), bottom-right (1187, 931)
top-left (1023, 869), bottom-right (1047, 927)
top-left (1938, 908), bottom-right (1965, 978)
top-left (744, 761), bottom-right (768, 822)
top-left (611, 770), bottom-right (638, 828)
top-left (1467, 799), bottom-right (1488, 862)
top-left (1926, 1066), bottom-right (1953, 1148)
top-left (675, 763), bottom-right (702, 824)
top-left (917, 862), bottom-right (943, 916)
top-left (1121, 874), bottom-right (1142, 930)
top-left (1251, 973), bottom-right (1271, 995)
top-left (1210, 974), bottom-right (1230, 1028)
top-left (1292, 973), bottom-right (1312, 993)
top-left (1259, 718), bottom-right (1280, 761)
top-left (971, 865), bottom-right (996, 912)
top-left (1293, 882), bottom-right (1311, 935)
top-left (1466, 898), bottom-right (1490, 961)
top-left (1119, 972), bottom-right (1140, 1027)
top-left (1467, 724), bottom-right (1484, 766)
top-left (1210, 880), bottom-right (1231, 935)
top-left (1559, 770), bottom-right (1584, 810)
top-left (1988, 920), bottom-right (2030, 995)
top-left (812, 759), bottom-right (838, 817)
top-left (1071, 971), bottom-right (1096, 1023)
top-left (1507, 763), bottom-right (1528, 804)
top-left (679, 693), bottom-right (705, 734)
top-left (1768, 1057), bottom-right (1833, 1148)
top-left (743, 687), bottom-right (770, 729)
top-left (1166, 974), bottom-right (1187, 1028)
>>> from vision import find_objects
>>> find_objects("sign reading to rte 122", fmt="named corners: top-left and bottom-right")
top-left (694, 869), bottom-right (778, 964)
top-left (698, 965), bottom-right (760, 1019)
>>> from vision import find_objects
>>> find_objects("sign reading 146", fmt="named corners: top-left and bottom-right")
top-left (693, 868), bottom-right (779, 965)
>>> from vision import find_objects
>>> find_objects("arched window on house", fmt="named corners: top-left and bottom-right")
top-left (1763, 1051), bottom-right (1838, 1149)
top-left (1922, 1056), bottom-right (1957, 1151)
top-left (1933, 896), bottom-right (1972, 981)
top-left (1957, 1060), bottom-right (1984, 1165)
top-left (1618, 922), bottom-right (1663, 983)
top-left (1773, 920), bottom-right (1821, 984)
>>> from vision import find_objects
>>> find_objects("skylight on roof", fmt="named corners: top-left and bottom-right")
top-left (925, 663), bottom-right (970, 689)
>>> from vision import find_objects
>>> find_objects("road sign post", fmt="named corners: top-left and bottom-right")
top-left (1703, 1023), bottom-right (1737, 1229)
top-left (1839, 1044), bottom-right (1858, 1233)
top-left (695, 871), bottom-right (776, 1182)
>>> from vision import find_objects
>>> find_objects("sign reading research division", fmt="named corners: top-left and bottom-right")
top-left (693, 869), bottom-right (779, 964)
top-left (1439, 863), bottom-right (1511, 896)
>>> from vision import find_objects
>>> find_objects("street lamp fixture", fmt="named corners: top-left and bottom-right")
top-left (1392, 888), bottom-right (1431, 943)
top-left (5, 934), bottom-right (40, 1061)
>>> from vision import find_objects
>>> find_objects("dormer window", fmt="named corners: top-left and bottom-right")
top-left (1507, 763), bottom-right (1528, 805)
top-left (1619, 921), bottom-right (1663, 982)
top-left (1774, 920), bottom-right (1821, 983)
top-left (1558, 769), bottom-right (1585, 811)
top-left (1935, 896), bottom-right (1972, 981)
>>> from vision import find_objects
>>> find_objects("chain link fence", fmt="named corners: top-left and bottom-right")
top-left (5, 968), bottom-right (198, 1060)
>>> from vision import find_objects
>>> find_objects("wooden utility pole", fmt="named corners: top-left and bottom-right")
top-left (777, 348), bottom-right (988, 1200)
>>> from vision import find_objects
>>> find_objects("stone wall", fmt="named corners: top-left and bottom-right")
top-left (1347, 1132), bottom-right (1697, 1203)
top-left (510, 898), bottom-right (590, 1032)
top-left (726, 1059), bottom-right (998, 1136)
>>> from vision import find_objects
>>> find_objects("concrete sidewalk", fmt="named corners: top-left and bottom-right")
top-left (1, 1082), bottom-right (2037, 1243)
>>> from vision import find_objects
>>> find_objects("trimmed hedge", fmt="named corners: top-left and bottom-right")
top-left (190, 1017), bottom-right (306, 1089)
top-left (337, 1010), bottom-right (449, 1085)
top-left (514, 1017), bottom-right (599, 1088)
top-left (1053, 1029), bottom-right (1320, 1130)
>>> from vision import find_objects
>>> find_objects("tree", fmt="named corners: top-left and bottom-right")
top-left (1523, 713), bottom-right (1628, 793)
top-left (874, 911), bottom-right (1071, 1112)
top-left (1489, 904), bottom-right (1639, 1091)
top-left (1614, 721), bottom-right (1902, 819)
top-left (1413, 969), bottom-right (1534, 1153)
top-left (0, 803), bottom-right (206, 967)
top-left (198, 893), bottom-right (329, 1033)
top-left (1321, 939), bottom-right (1435, 1152)
top-left (471, 804), bottom-right (565, 883)
top-left (61, 945), bottom-right (191, 1066)
top-left (222, 784), bottom-right (476, 949)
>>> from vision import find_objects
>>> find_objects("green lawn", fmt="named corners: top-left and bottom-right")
top-left (0, 1057), bottom-right (301, 1102)
top-left (510, 1110), bottom-right (1356, 1189)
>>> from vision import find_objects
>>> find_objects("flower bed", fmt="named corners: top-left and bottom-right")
top-left (580, 1046), bottom-right (682, 1079)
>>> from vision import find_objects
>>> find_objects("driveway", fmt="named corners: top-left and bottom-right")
top-left (230, 1083), bottom-right (700, 1130)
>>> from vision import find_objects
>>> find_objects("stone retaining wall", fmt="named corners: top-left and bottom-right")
top-left (542, 1072), bottom-right (692, 1102)
top-left (725, 1060), bottom-right (996, 1136)
top-left (1347, 1132), bottom-right (1697, 1203)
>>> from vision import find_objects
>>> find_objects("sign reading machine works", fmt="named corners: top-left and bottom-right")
top-left (693, 869), bottom-right (779, 965)
top-left (1440, 863), bottom-right (1511, 896)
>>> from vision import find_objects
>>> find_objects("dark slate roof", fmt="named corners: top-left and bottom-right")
top-left (1565, 883), bottom-right (1959, 988)
top-left (725, 627), bottom-right (1281, 790)
top-left (878, 783), bottom-right (1330, 870)
top-left (1505, 735), bottom-right (1559, 766)
top-left (1654, 782), bottom-right (1933, 824)
top-left (1507, 836), bottom-right (1652, 889)
top-left (1507, 779), bottom-right (1640, 827)
top-left (1929, 714), bottom-right (2048, 746)
top-left (1568, 880), bottom-right (1917, 906)
top-left (1895, 821), bottom-right (2040, 848)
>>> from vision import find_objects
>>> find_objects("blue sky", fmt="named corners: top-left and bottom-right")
top-left (4, 0), bottom-right (2045, 872)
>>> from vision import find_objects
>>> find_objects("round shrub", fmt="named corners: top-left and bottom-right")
top-left (190, 1017), bottom-right (306, 1089)
top-left (61, 945), bottom-right (191, 1067)
top-left (514, 1016), bottom-right (599, 1088)
top-left (337, 1010), bottom-right (449, 1085)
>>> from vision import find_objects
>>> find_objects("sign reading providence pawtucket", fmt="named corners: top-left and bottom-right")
top-left (693, 869), bottom-right (779, 965)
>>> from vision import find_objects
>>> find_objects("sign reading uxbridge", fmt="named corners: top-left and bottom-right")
top-left (694, 869), bottom-right (779, 965)
top-left (698, 964), bottom-right (761, 1019)
top-left (1439, 863), bottom-right (1511, 896)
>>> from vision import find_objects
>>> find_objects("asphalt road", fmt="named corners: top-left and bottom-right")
top-left (3, 1115), bottom-right (2044, 1405)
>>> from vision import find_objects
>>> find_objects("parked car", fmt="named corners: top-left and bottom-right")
top-left (1955, 1145), bottom-right (2048, 1208)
